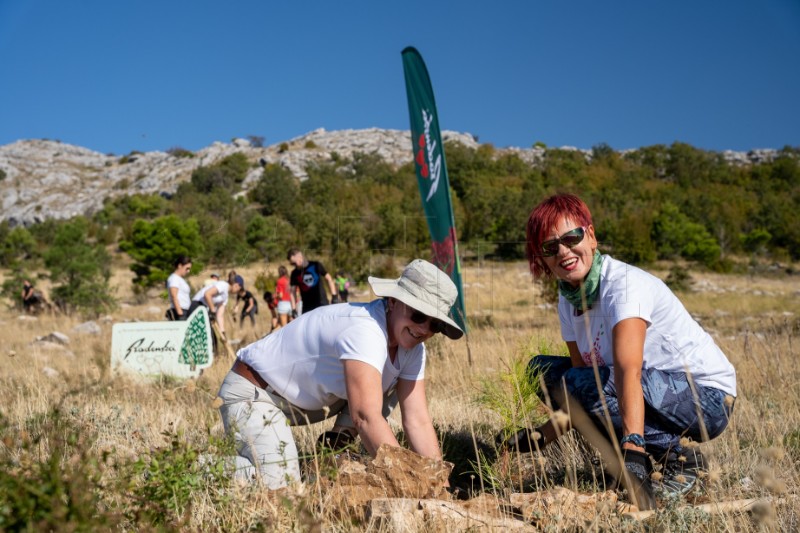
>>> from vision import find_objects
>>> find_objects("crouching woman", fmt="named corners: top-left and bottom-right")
top-left (509, 193), bottom-right (737, 507)
top-left (216, 259), bottom-right (463, 489)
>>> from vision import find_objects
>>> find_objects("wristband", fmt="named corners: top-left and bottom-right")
top-left (620, 433), bottom-right (646, 448)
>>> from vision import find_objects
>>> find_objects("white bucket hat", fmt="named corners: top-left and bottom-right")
top-left (368, 259), bottom-right (464, 340)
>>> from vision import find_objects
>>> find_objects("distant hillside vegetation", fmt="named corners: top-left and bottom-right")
top-left (1, 130), bottom-right (798, 314)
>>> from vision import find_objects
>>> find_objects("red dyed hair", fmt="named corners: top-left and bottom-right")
top-left (525, 193), bottom-right (594, 278)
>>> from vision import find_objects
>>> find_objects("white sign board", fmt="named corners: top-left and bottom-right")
top-left (111, 307), bottom-right (214, 379)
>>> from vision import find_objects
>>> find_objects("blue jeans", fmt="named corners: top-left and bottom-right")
top-left (528, 355), bottom-right (734, 459)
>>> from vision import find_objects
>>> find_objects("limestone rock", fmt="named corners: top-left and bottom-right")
top-left (72, 320), bottom-right (101, 335)
top-left (36, 331), bottom-right (70, 345)
top-left (327, 444), bottom-right (453, 518)
top-left (0, 131), bottom-right (779, 227)
top-left (42, 366), bottom-right (60, 378)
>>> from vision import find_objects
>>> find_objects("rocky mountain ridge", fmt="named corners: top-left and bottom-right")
top-left (0, 128), bottom-right (779, 226)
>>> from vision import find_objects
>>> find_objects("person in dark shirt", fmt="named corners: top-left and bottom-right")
top-left (22, 280), bottom-right (42, 313)
top-left (287, 248), bottom-right (338, 315)
top-left (235, 283), bottom-right (259, 329)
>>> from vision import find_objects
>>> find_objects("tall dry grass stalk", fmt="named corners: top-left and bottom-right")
top-left (0, 260), bottom-right (798, 530)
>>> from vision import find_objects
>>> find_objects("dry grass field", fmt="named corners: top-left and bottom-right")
top-left (1, 257), bottom-right (798, 531)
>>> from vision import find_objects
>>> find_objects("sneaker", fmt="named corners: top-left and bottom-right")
top-left (652, 448), bottom-right (706, 497)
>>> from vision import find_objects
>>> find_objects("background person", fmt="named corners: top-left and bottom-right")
top-left (233, 279), bottom-right (259, 330)
top-left (504, 193), bottom-right (737, 509)
top-left (216, 259), bottom-right (464, 489)
top-left (274, 265), bottom-right (293, 327)
top-left (21, 280), bottom-right (42, 314)
top-left (192, 273), bottom-right (242, 339)
top-left (262, 291), bottom-right (279, 331)
top-left (287, 248), bottom-right (337, 315)
top-left (165, 255), bottom-right (193, 321)
top-left (334, 271), bottom-right (351, 303)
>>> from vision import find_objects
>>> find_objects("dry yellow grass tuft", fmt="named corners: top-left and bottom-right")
top-left (1, 259), bottom-right (798, 530)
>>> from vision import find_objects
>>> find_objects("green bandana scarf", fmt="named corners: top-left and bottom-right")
top-left (558, 251), bottom-right (603, 310)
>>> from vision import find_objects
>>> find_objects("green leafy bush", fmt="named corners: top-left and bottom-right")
top-left (190, 153), bottom-right (249, 193)
top-left (126, 427), bottom-right (233, 525)
top-left (652, 203), bottom-right (721, 266)
top-left (119, 215), bottom-right (204, 289)
top-left (249, 163), bottom-right (299, 222)
top-left (0, 222), bottom-right (37, 267)
top-left (166, 146), bottom-right (195, 158)
top-left (44, 217), bottom-right (115, 315)
top-left (0, 409), bottom-right (123, 530)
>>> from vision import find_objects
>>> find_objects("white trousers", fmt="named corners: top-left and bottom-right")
top-left (217, 370), bottom-right (397, 489)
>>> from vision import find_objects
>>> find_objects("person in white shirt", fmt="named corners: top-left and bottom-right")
top-left (504, 193), bottom-right (737, 509)
top-left (166, 256), bottom-right (193, 321)
top-left (192, 274), bottom-right (242, 337)
top-left (216, 259), bottom-right (464, 489)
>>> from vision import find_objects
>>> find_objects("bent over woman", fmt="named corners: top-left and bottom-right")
top-left (216, 259), bottom-right (463, 489)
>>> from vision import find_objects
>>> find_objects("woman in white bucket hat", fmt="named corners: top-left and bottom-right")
top-left (216, 259), bottom-right (463, 489)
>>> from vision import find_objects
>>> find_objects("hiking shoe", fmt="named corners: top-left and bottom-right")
top-left (619, 448), bottom-right (658, 511)
top-left (652, 448), bottom-right (706, 497)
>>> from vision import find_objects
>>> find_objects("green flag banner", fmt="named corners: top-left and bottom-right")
top-left (401, 46), bottom-right (467, 333)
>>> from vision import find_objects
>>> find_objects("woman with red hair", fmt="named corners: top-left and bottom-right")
top-left (505, 193), bottom-right (737, 509)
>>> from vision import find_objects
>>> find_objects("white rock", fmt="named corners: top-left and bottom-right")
top-left (0, 131), bottom-right (779, 226)
top-left (72, 321), bottom-right (101, 335)
top-left (42, 366), bottom-right (60, 378)
top-left (36, 331), bottom-right (70, 345)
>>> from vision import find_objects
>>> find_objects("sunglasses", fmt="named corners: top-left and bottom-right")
top-left (541, 226), bottom-right (586, 257)
top-left (409, 309), bottom-right (447, 334)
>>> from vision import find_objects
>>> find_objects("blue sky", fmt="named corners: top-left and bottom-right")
top-left (1, 1), bottom-right (798, 155)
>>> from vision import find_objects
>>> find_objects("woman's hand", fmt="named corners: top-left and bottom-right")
top-left (612, 318), bottom-right (647, 450)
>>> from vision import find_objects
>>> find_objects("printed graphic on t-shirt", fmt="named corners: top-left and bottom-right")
top-left (581, 322), bottom-right (607, 367)
top-left (298, 265), bottom-right (319, 291)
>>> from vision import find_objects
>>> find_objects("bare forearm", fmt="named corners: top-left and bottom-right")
top-left (615, 366), bottom-right (645, 439)
top-left (355, 413), bottom-right (400, 456)
top-left (169, 289), bottom-right (182, 313)
top-left (403, 418), bottom-right (441, 459)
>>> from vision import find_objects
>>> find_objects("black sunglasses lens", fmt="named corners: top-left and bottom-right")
top-left (541, 241), bottom-right (559, 256)
top-left (561, 228), bottom-right (585, 246)
top-left (409, 310), bottom-right (446, 334)
top-left (541, 227), bottom-right (585, 256)
top-left (410, 310), bottom-right (428, 324)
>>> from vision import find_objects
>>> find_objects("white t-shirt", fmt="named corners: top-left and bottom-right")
top-left (192, 281), bottom-right (230, 306)
top-left (559, 255), bottom-right (736, 396)
top-left (237, 299), bottom-right (426, 410)
top-left (166, 273), bottom-right (191, 310)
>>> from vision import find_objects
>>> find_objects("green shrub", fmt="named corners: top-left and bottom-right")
top-left (166, 146), bottom-right (195, 158)
top-left (665, 264), bottom-right (694, 292)
top-left (278, 142), bottom-right (289, 153)
top-left (247, 135), bottom-right (265, 148)
top-left (0, 409), bottom-right (123, 530)
top-left (653, 203), bottom-right (721, 266)
top-left (190, 153), bottom-right (249, 193)
top-left (119, 215), bottom-right (204, 289)
top-left (304, 140), bottom-right (317, 149)
top-left (249, 164), bottom-right (299, 222)
top-left (0, 222), bottom-right (37, 267)
top-left (118, 150), bottom-right (143, 164)
top-left (44, 217), bottom-right (116, 316)
top-left (126, 427), bottom-right (233, 525)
